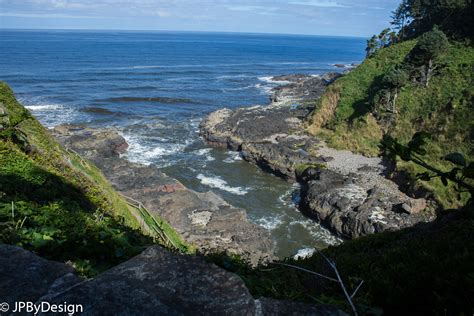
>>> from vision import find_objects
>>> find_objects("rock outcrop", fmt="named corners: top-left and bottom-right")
top-left (52, 125), bottom-right (275, 266)
top-left (0, 244), bottom-right (347, 315)
top-left (200, 74), bottom-right (434, 239)
top-left (199, 74), bottom-right (338, 180)
top-left (300, 168), bottom-right (432, 239)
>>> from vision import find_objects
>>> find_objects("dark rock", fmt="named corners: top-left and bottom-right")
top-left (0, 244), bottom-right (83, 307)
top-left (300, 169), bottom-right (433, 239)
top-left (41, 246), bottom-right (257, 315)
top-left (271, 74), bottom-right (312, 82)
top-left (200, 75), bottom-right (332, 180)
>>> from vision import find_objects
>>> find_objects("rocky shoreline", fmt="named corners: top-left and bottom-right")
top-left (200, 74), bottom-right (435, 239)
top-left (52, 125), bottom-right (275, 266)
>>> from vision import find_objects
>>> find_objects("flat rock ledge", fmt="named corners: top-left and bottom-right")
top-left (0, 244), bottom-right (347, 315)
top-left (52, 125), bottom-right (275, 266)
top-left (200, 74), bottom-right (435, 239)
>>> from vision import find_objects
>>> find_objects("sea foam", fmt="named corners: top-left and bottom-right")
top-left (197, 174), bottom-right (249, 195)
top-left (25, 104), bottom-right (63, 111)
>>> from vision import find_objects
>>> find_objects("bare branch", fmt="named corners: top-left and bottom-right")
top-left (274, 263), bottom-right (338, 283)
top-left (350, 280), bottom-right (364, 299)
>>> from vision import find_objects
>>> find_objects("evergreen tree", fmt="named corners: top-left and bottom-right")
top-left (365, 35), bottom-right (378, 58)
top-left (391, 0), bottom-right (411, 40)
top-left (407, 26), bottom-right (449, 86)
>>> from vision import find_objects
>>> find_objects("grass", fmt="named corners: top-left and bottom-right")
top-left (0, 81), bottom-right (191, 276)
top-left (306, 39), bottom-right (474, 208)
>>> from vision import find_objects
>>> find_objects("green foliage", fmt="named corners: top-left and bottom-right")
top-left (0, 81), bottom-right (191, 276)
top-left (402, 0), bottom-right (474, 40)
top-left (391, 0), bottom-right (411, 40)
top-left (382, 67), bottom-right (409, 88)
top-left (382, 133), bottom-right (474, 197)
top-left (308, 39), bottom-right (474, 208)
top-left (366, 28), bottom-right (398, 57)
top-left (406, 26), bottom-right (449, 66)
top-left (0, 141), bottom-right (153, 276)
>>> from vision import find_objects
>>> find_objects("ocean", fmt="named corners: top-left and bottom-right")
top-left (0, 29), bottom-right (366, 258)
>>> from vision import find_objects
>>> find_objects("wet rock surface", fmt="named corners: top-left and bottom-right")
top-left (52, 125), bottom-right (275, 266)
top-left (0, 244), bottom-right (347, 315)
top-left (200, 74), bottom-right (435, 239)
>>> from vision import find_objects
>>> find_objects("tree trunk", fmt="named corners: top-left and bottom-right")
top-left (425, 59), bottom-right (433, 87)
top-left (392, 90), bottom-right (398, 114)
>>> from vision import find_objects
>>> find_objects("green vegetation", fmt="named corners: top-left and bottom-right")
top-left (290, 5), bottom-right (474, 312)
top-left (0, 81), bottom-right (189, 276)
top-left (396, 0), bottom-right (473, 41)
top-left (308, 34), bottom-right (474, 208)
top-left (383, 132), bottom-right (473, 198)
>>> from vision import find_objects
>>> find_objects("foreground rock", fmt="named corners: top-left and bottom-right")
top-left (200, 74), bottom-right (434, 239)
top-left (52, 125), bottom-right (275, 266)
top-left (0, 244), bottom-right (347, 315)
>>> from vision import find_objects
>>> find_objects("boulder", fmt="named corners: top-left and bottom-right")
top-left (300, 169), bottom-right (433, 239)
top-left (0, 244), bottom-right (83, 307)
top-left (41, 246), bottom-right (256, 315)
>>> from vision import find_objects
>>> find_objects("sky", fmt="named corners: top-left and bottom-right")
top-left (0, 0), bottom-right (401, 37)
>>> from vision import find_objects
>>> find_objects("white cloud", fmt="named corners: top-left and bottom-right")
top-left (0, 12), bottom-right (106, 19)
top-left (30, 0), bottom-right (100, 10)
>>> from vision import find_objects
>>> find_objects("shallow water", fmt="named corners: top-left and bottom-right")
top-left (0, 30), bottom-right (365, 258)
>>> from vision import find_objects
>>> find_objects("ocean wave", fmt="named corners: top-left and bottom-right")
top-left (96, 96), bottom-right (198, 104)
top-left (223, 151), bottom-right (243, 163)
top-left (221, 85), bottom-right (255, 92)
top-left (120, 132), bottom-right (187, 166)
top-left (254, 83), bottom-right (274, 95)
top-left (289, 219), bottom-right (341, 245)
top-left (193, 148), bottom-right (215, 161)
top-left (256, 216), bottom-right (283, 230)
top-left (110, 86), bottom-right (162, 92)
top-left (293, 248), bottom-right (316, 260)
top-left (258, 76), bottom-right (291, 85)
top-left (21, 100), bottom-right (76, 128)
top-left (25, 104), bottom-right (64, 111)
top-left (278, 184), bottom-right (301, 207)
top-left (197, 174), bottom-right (249, 195)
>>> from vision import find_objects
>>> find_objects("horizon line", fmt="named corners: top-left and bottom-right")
top-left (0, 27), bottom-right (369, 39)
